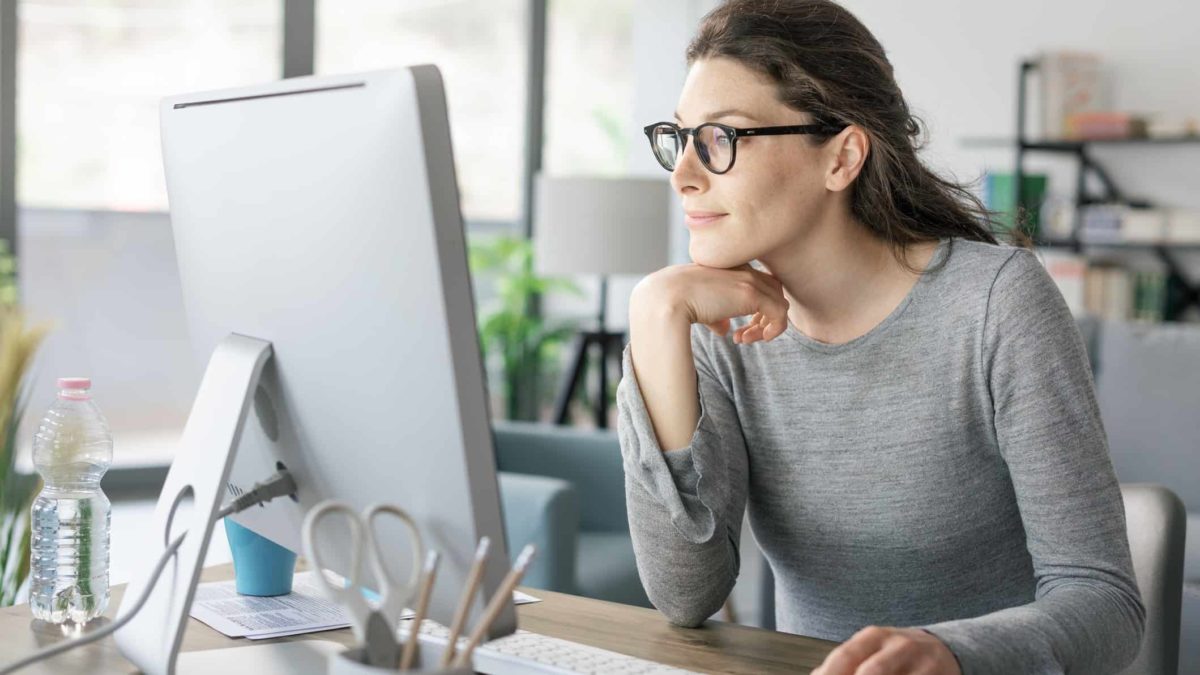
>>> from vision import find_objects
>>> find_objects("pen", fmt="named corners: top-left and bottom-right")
top-left (453, 544), bottom-right (537, 669)
top-left (400, 550), bottom-right (439, 671)
top-left (440, 536), bottom-right (491, 667)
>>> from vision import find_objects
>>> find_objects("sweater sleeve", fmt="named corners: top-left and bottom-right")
top-left (616, 326), bottom-right (750, 627)
top-left (919, 249), bottom-right (1146, 674)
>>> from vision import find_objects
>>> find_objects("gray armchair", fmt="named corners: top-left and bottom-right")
top-left (1095, 319), bottom-right (1200, 674)
top-left (1118, 483), bottom-right (1187, 675)
top-left (496, 472), bottom-right (579, 594)
top-left (493, 420), bottom-right (651, 608)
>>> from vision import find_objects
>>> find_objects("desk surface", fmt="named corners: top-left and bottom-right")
top-left (0, 563), bottom-right (838, 674)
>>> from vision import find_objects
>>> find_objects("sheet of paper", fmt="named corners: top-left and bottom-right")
top-left (190, 570), bottom-right (542, 640)
top-left (190, 571), bottom-right (351, 639)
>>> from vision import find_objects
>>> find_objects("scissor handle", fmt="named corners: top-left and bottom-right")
top-left (302, 500), bottom-right (371, 635)
top-left (360, 502), bottom-right (425, 620)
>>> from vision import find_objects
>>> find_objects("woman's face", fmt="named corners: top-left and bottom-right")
top-left (671, 57), bottom-right (838, 269)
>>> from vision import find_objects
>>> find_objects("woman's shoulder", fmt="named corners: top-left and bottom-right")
top-left (938, 237), bottom-right (1031, 280)
top-left (929, 238), bottom-right (1053, 309)
top-left (943, 238), bottom-right (1059, 303)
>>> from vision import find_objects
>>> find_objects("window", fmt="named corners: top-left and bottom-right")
top-left (317, 0), bottom-right (528, 227)
top-left (18, 1), bottom-right (282, 211)
top-left (15, 1), bottom-right (282, 455)
top-left (543, 0), bottom-right (634, 176)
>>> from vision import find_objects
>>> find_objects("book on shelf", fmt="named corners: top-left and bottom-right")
top-left (1038, 250), bottom-right (1165, 322)
top-left (1078, 205), bottom-right (1200, 244)
top-left (1037, 51), bottom-right (1109, 141)
top-left (1039, 249), bottom-right (1087, 316)
top-left (983, 171), bottom-right (1048, 236)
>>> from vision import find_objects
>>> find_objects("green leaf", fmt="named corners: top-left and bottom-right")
top-left (472, 234), bottom-right (586, 421)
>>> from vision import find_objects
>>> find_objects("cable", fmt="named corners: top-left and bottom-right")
top-left (1, 469), bottom-right (297, 674)
top-left (214, 468), bottom-right (298, 520)
top-left (0, 531), bottom-right (186, 675)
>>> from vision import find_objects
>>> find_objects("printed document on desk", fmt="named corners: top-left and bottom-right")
top-left (190, 570), bottom-right (541, 640)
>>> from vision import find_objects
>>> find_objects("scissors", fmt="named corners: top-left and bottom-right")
top-left (302, 500), bottom-right (426, 668)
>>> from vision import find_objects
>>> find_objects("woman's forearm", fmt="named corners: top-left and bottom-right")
top-left (628, 288), bottom-right (700, 452)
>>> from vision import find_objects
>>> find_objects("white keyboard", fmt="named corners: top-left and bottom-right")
top-left (402, 619), bottom-right (702, 675)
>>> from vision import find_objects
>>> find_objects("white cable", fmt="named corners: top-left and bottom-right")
top-left (0, 531), bottom-right (186, 675)
top-left (1, 469), bottom-right (296, 674)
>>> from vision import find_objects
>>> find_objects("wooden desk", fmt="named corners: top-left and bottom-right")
top-left (0, 564), bottom-right (838, 674)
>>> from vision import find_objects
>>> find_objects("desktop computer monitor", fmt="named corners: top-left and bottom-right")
top-left (116, 65), bottom-right (516, 671)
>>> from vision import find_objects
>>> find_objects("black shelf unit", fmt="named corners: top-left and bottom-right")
top-left (1013, 59), bottom-right (1200, 320)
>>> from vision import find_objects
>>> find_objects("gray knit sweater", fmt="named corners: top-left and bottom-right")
top-left (616, 238), bottom-right (1145, 674)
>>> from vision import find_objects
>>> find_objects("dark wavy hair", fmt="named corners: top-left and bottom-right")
top-left (687, 0), bottom-right (1023, 270)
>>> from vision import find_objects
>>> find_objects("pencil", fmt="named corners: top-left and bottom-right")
top-left (399, 550), bottom-right (439, 671)
top-left (439, 536), bottom-right (491, 667)
top-left (453, 544), bottom-right (537, 669)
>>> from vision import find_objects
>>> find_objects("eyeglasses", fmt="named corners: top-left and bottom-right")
top-left (643, 121), bottom-right (846, 175)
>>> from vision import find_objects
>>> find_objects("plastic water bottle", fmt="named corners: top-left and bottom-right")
top-left (29, 377), bottom-right (112, 624)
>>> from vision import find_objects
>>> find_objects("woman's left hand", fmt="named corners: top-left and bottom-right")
top-left (811, 626), bottom-right (961, 675)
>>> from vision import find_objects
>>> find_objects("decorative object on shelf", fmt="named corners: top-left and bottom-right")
top-left (0, 239), bottom-right (51, 607)
top-left (1064, 111), bottom-right (1148, 141)
top-left (534, 175), bottom-right (670, 429)
top-left (469, 235), bottom-right (581, 422)
top-left (1166, 209), bottom-right (1200, 243)
top-left (1146, 115), bottom-right (1200, 139)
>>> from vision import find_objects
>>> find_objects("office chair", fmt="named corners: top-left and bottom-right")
top-left (755, 483), bottom-right (1187, 675)
top-left (1119, 483), bottom-right (1187, 675)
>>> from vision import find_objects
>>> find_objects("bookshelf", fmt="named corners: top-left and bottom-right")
top-left (1010, 58), bottom-right (1200, 321)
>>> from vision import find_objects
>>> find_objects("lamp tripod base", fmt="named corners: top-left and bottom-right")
top-left (552, 329), bottom-right (626, 429)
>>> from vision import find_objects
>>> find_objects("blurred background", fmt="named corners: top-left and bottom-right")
top-left (0, 0), bottom-right (1196, 669)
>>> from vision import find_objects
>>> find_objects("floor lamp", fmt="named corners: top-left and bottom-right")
top-left (534, 175), bottom-right (671, 428)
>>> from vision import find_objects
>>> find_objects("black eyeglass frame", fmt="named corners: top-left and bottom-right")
top-left (643, 121), bottom-right (847, 174)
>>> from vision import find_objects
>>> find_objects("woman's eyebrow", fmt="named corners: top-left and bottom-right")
top-left (673, 108), bottom-right (758, 123)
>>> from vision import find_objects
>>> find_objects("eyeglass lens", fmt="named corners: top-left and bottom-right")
top-left (649, 124), bottom-right (734, 173)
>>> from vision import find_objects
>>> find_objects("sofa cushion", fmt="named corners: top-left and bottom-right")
top-left (576, 532), bottom-right (651, 608)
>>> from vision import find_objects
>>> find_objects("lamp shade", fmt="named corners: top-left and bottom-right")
top-left (534, 175), bottom-right (671, 276)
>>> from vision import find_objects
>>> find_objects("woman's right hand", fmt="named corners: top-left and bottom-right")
top-left (631, 263), bottom-right (791, 345)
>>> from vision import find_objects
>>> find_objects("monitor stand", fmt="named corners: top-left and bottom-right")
top-left (113, 333), bottom-right (273, 675)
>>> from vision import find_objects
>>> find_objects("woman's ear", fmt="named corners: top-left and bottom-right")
top-left (824, 125), bottom-right (869, 192)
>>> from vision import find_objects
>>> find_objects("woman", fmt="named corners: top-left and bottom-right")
top-left (616, 1), bottom-right (1145, 674)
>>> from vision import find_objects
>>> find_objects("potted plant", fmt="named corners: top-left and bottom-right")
top-left (469, 234), bottom-right (581, 421)
top-left (0, 239), bottom-right (50, 607)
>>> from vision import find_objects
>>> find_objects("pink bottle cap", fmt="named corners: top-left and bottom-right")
top-left (57, 377), bottom-right (92, 400)
top-left (57, 377), bottom-right (91, 389)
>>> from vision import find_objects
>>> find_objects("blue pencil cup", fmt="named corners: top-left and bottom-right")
top-left (225, 519), bottom-right (297, 596)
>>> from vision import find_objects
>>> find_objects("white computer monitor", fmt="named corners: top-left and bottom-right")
top-left (114, 66), bottom-right (515, 673)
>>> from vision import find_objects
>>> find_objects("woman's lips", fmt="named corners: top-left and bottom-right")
top-left (686, 212), bottom-right (727, 228)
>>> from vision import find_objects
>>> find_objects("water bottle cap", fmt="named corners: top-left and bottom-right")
top-left (57, 377), bottom-right (92, 400)
top-left (57, 377), bottom-right (91, 390)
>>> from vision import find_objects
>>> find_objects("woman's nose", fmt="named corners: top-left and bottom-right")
top-left (670, 139), bottom-right (708, 194)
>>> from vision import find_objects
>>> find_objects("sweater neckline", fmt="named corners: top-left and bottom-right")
top-left (781, 237), bottom-right (951, 354)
